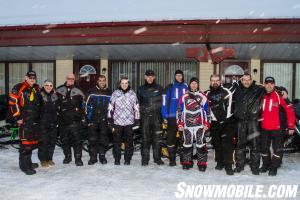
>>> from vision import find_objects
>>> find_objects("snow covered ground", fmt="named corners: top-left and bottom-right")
top-left (0, 146), bottom-right (299, 200)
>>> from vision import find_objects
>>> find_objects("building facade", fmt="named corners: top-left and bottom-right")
top-left (0, 19), bottom-right (300, 99)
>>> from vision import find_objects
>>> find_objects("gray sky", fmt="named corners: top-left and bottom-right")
top-left (1, 0), bottom-right (300, 26)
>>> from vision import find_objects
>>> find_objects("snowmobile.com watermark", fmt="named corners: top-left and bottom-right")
top-left (175, 182), bottom-right (298, 199)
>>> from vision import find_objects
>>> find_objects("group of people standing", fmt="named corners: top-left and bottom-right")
top-left (8, 69), bottom-right (296, 177)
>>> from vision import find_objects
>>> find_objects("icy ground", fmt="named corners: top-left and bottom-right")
top-left (0, 147), bottom-right (300, 200)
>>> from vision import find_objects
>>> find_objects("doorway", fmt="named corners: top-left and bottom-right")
top-left (74, 60), bottom-right (100, 93)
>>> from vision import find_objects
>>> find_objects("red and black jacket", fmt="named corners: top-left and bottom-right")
top-left (261, 90), bottom-right (295, 131)
top-left (9, 81), bottom-right (41, 122)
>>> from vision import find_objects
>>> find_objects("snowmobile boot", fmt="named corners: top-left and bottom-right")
top-left (169, 160), bottom-right (176, 167)
top-left (32, 163), bottom-right (39, 169)
top-left (198, 165), bottom-right (207, 172)
top-left (41, 161), bottom-right (50, 168)
top-left (88, 158), bottom-right (97, 165)
top-left (99, 155), bottom-right (107, 164)
top-left (259, 165), bottom-right (270, 173)
top-left (29, 156), bottom-right (39, 169)
top-left (141, 160), bottom-right (149, 166)
top-left (233, 166), bottom-right (244, 173)
top-left (124, 160), bottom-right (131, 165)
top-left (22, 168), bottom-right (36, 175)
top-left (63, 156), bottom-right (72, 164)
top-left (153, 145), bottom-right (164, 166)
top-left (154, 159), bottom-right (164, 165)
top-left (75, 158), bottom-right (83, 166)
top-left (114, 160), bottom-right (120, 165)
top-left (63, 147), bottom-right (72, 164)
top-left (47, 160), bottom-right (55, 166)
top-left (182, 164), bottom-right (190, 170)
top-left (167, 147), bottom-right (176, 167)
top-left (268, 168), bottom-right (277, 176)
top-left (188, 161), bottom-right (194, 169)
top-left (215, 162), bottom-right (224, 170)
top-left (225, 165), bottom-right (234, 175)
top-left (251, 168), bottom-right (260, 175)
top-left (19, 150), bottom-right (35, 174)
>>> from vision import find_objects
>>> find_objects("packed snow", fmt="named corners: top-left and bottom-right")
top-left (0, 146), bottom-right (299, 200)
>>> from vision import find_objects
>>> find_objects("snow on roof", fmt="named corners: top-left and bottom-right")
top-left (1, 0), bottom-right (300, 26)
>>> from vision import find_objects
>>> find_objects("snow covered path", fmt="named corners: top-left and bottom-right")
top-left (0, 147), bottom-right (299, 200)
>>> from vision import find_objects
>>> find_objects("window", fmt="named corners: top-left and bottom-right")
top-left (111, 61), bottom-right (198, 91)
top-left (111, 62), bottom-right (137, 90)
top-left (79, 65), bottom-right (97, 75)
top-left (9, 63), bottom-right (29, 91)
top-left (0, 63), bottom-right (5, 94)
top-left (139, 61), bottom-right (198, 88)
top-left (263, 63), bottom-right (293, 99)
top-left (32, 62), bottom-right (54, 86)
top-left (167, 62), bottom-right (198, 88)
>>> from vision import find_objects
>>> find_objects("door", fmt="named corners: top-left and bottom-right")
top-left (74, 60), bottom-right (100, 94)
top-left (220, 61), bottom-right (249, 84)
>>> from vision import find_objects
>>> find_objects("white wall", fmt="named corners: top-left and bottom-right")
top-left (56, 60), bottom-right (73, 86)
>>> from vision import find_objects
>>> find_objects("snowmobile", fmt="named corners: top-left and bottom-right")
top-left (0, 121), bottom-right (20, 149)
top-left (283, 99), bottom-right (300, 153)
top-left (0, 95), bottom-right (20, 149)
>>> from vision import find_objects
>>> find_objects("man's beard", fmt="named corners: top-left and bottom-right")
top-left (211, 83), bottom-right (219, 89)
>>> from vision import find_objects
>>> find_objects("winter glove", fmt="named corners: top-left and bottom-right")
top-left (81, 117), bottom-right (88, 128)
top-left (107, 118), bottom-right (114, 130)
top-left (288, 129), bottom-right (295, 135)
top-left (162, 119), bottom-right (168, 129)
top-left (178, 125), bottom-right (184, 132)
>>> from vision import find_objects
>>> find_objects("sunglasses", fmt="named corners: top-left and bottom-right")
top-left (45, 84), bottom-right (53, 87)
top-left (67, 78), bottom-right (75, 80)
top-left (28, 77), bottom-right (36, 80)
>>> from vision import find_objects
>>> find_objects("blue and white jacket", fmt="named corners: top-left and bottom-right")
top-left (85, 86), bottom-right (111, 123)
top-left (161, 80), bottom-right (188, 119)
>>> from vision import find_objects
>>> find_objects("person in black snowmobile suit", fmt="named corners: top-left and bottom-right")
top-left (137, 70), bottom-right (164, 166)
top-left (38, 80), bottom-right (58, 167)
top-left (205, 74), bottom-right (235, 175)
top-left (56, 73), bottom-right (85, 166)
top-left (233, 73), bottom-right (265, 175)
top-left (9, 70), bottom-right (41, 175)
top-left (85, 75), bottom-right (112, 165)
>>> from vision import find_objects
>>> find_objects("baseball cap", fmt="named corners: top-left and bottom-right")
top-left (264, 76), bottom-right (275, 84)
top-left (26, 70), bottom-right (37, 77)
top-left (145, 69), bottom-right (155, 76)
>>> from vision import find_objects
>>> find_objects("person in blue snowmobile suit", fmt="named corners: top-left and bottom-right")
top-left (161, 69), bottom-right (188, 166)
top-left (85, 75), bottom-right (112, 165)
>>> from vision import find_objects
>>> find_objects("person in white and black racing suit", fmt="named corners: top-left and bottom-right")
top-left (205, 74), bottom-right (235, 175)
top-left (177, 77), bottom-right (210, 172)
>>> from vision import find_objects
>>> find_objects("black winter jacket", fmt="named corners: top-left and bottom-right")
top-left (233, 81), bottom-right (265, 121)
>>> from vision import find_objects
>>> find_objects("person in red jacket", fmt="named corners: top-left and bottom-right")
top-left (260, 77), bottom-right (295, 176)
